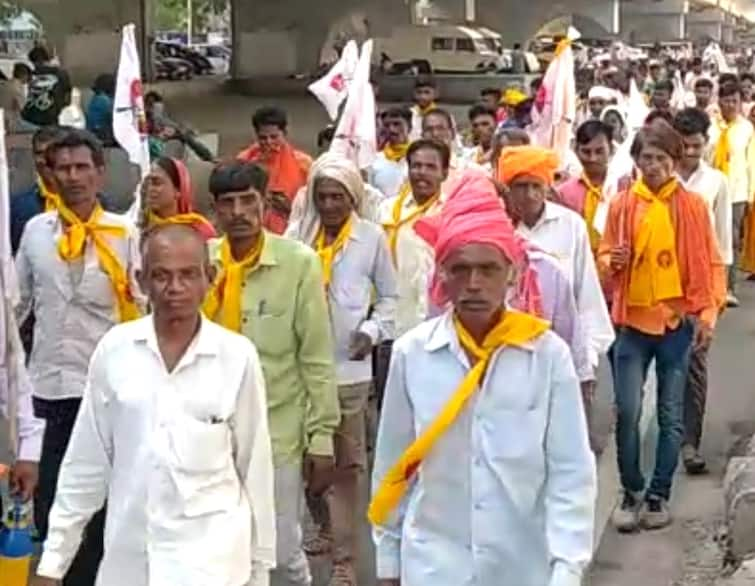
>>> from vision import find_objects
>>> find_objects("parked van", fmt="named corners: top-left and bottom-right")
top-left (375, 24), bottom-right (506, 74)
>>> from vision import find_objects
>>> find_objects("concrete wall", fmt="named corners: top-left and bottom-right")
top-left (621, 0), bottom-right (687, 42)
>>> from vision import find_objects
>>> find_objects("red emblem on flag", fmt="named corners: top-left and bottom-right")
top-left (330, 73), bottom-right (345, 92)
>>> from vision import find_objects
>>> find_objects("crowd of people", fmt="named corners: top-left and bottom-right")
top-left (1, 40), bottom-right (752, 586)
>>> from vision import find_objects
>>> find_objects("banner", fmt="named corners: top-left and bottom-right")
top-left (308, 40), bottom-right (359, 121)
top-left (329, 40), bottom-right (377, 170)
top-left (113, 23), bottom-right (151, 221)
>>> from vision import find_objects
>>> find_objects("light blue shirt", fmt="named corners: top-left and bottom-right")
top-left (372, 311), bottom-right (597, 586)
top-left (328, 218), bottom-right (397, 384)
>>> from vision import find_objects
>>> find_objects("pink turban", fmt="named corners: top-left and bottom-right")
top-left (414, 170), bottom-right (542, 314)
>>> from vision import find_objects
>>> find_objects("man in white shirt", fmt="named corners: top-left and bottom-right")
top-left (33, 224), bottom-right (275, 586)
top-left (461, 104), bottom-right (497, 175)
top-left (287, 155), bottom-right (397, 585)
top-left (706, 79), bottom-right (755, 306)
top-left (379, 139), bottom-right (449, 338)
top-left (370, 171), bottom-right (596, 586)
top-left (421, 107), bottom-right (465, 178)
top-left (16, 128), bottom-right (143, 584)
top-left (500, 145), bottom-right (615, 396)
top-left (674, 107), bottom-right (732, 475)
top-left (368, 107), bottom-right (412, 200)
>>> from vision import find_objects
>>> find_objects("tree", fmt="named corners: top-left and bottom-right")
top-left (154, 0), bottom-right (228, 33)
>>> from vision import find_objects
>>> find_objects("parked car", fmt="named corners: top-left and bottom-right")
top-left (190, 43), bottom-right (231, 75)
top-left (156, 41), bottom-right (213, 75)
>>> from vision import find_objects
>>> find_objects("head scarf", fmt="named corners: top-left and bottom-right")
top-left (601, 105), bottom-right (627, 127)
top-left (497, 145), bottom-right (559, 186)
top-left (413, 170), bottom-right (542, 315)
top-left (588, 85), bottom-right (617, 102)
top-left (285, 153), bottom-right (366, 245)
top-left (171, 158), bottom-right (194, 214)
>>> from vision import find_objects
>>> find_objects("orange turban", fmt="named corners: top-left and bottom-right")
top-left (497, 146), bottom-right (559, 186)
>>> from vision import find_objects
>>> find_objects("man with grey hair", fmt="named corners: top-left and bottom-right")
top-left (287, 154), bottom-right (397, 586)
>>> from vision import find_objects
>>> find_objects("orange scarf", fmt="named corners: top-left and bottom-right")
top-left (368, 310), bottom-right (549, 526)
top-left (314, 217), bottom-right (353, 288)
top-left (581, 174), bottom-right (603, 253)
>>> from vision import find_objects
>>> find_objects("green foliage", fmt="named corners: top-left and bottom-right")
top-left (153, 0), bottom-right (227, 33)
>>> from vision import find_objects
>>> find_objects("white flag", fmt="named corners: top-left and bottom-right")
top-left (113, 23), bottom-right (151, 221)
top-left (329, 40), bottom-right (377, 170)
top-left (308, 40), bottom-right (359, 121)
top-left (529, 27), bottom-right (579, 168)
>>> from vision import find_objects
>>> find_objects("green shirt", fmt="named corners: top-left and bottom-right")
top-left (209, 233), bottom-right (339, 465)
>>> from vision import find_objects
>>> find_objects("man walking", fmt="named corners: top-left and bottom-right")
top-left (16, 128), bottom-right (143, 584)
top-left (33, 224), bottom-right (275, 586)
top-left (204, 160), bottom-right (339, 586)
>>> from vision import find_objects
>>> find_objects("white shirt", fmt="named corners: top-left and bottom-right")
top-left (36, 316), bottom-right (276, 586)
top-left (409, 104), bottom-right (425, 142)
top-left (368, 151), bottom-right (408, 200)
top-left (516, 201), bottom-right (614, 369)
top-left (707, 115), bottom-right (755, 204)
top-left (378, 192), bottom-right (442, 337)
top-left (15, 210), bottom-right (143, 401)
top-left (681, 162), bottom-right (734, 265)
top-left (460, 146), bottom-right (493, 176)
top-left (328, 218), bottom-right (398, 384)
top-left (372, 311), bottom-right (596, 586)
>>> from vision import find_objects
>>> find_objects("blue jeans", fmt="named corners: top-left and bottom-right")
top-left (612, 320), bottom-right (694, 501)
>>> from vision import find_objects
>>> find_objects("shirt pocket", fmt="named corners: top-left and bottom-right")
top-left (482, 409), bottom-right (546, 462)
top-left (167, 415), bottom-right (238, 518)
top-left (247, 304), bottom-right (295, 356)
top-left (75, 262), bottom-right (116, 310)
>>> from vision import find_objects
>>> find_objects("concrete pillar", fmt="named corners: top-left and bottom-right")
top-left (230, 0), bottom-right (409, 78)
top-left (21, 0), bottom-right (144, 84)
top-left (621, 0), bottom-right (687, 43)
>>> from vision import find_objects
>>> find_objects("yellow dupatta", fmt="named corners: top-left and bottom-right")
top-left (383, 142), bottom-right (410, 163)
top-left (628, 178), bottom-right (683, 307)
top-left (56, 203), bottom-right (140, 322)
top-left (38, 178), bottom-right (60, 212)
top-left (581, 174), bottom-right (603, 253)
top-left (314, 216), bottom-right (353, 288)
top-left (203, 234), bottom-right (265, 332)
top-left (382, 183), bottom-right (441, 263)
top-left (367, 310), bottom-right (550, 526)
top-left (146, 210), bottom-right (213, 230)
top-left (712, 118), bottom-right (732, 176)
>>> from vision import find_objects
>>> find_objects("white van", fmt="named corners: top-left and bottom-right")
top-left (375, 24), bottom-right (506, 74)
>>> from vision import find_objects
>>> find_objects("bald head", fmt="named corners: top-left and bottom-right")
top-left (138, 224), bottom-right (213, 320)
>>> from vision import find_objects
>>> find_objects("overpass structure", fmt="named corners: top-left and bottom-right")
top-left (14, 0), bottom-right (755, 82)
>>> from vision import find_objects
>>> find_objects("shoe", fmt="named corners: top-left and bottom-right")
top-left (682, 444), bottom-right (708, 475)
top-left (612, 491), bottom-right (643, 533)
top-left (330, 561), bottom-right (358, 586)
top-left (727, 292), bottom-right (740, 308)
top-left (641, 496), bottom-right (672, 530)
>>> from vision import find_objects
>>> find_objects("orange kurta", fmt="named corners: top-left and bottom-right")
top-left (597, 186), bottom-right (726, 335)
top-left (237, 142), bottom-right (312, 234)
top-left (740, 204), bottom-right (755, 273)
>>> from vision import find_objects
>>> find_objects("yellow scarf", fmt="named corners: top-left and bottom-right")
top-left (628, 178), bottom-right (683, 307)
top-left (383, 142), bottom-right (410, 162)
top-left (57, 203), bottom-right (141, 323)
top-left (314, 216), bottom-right (353, 288)
top-left (368, 310), bottom-right (550, 526)
top-left (712, 118), bottom-right (732, 176)
top-left (416, 102), bottom-right (437, 116)
top-left (383, 184), bottom-right (441, 263)
top-left (203, 234), bottom-right (265, 332)
top-left (38, 178), bottom-right (60, 212)
top-left (147, 210), bottom-right (211, 229)
top-left (581, 174), bottom-right (603, 253)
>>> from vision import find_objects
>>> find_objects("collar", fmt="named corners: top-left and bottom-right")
top-left (258, 231), bottom-right (278, 267)
top-left (522, 200), bottom-right (562, 231)
top-left (132, 314), bottom-right (221, 364)
top-left (423, 309), bottom-right (537, 355)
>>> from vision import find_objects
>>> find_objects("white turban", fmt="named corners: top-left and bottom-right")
top-left (285, 153), bottom-right (366, 245)
top-left (588, 86), bottom-right (617, 102)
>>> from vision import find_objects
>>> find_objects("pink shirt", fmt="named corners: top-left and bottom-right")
top-left (556, 177), bottom-right (588, 216)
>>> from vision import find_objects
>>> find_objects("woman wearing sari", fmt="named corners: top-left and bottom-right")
top-left (143, 157), bottom-right (216, 240)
